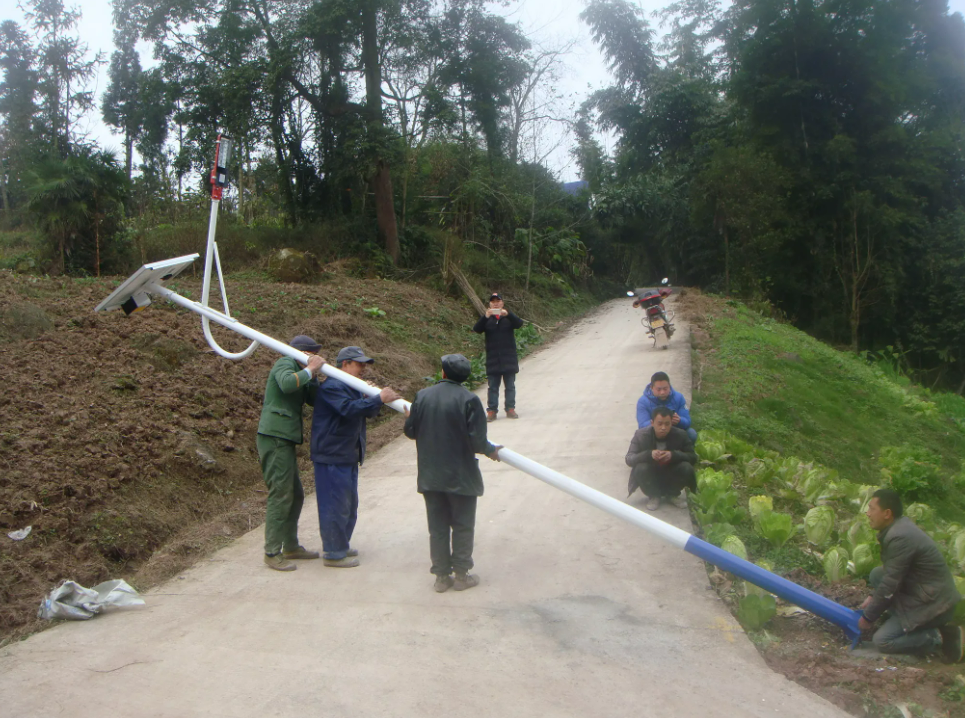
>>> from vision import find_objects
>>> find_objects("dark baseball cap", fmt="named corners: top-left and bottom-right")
top-left (336, 346), bottom-right (374, 365)
top-left (489, 292), bottom-right (502, 301)
top-left (290, 335), bottom-right (322, 352)
top-left (441, 354), bottom-right (471, 383)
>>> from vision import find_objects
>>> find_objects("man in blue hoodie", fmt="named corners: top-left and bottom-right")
top-left (636, 371), bottom-right (697, 443)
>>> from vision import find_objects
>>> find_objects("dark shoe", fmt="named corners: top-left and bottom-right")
top-left (264, 553), bottom-right (297, 572)
top-left (346, 547), bottom-right (359, 558)
top-left (486, 410), bottom-right (497, 422)
top-left (323, 557), bottom-right (360, 568)
top-left (453, 573), bottom-right (479, 591)
top-left (505, 409), bottom-right (519, 419)
top-left (282, 546), bottom-right (320, 560)
top-left (645, 496), bottom-right (661, 511)
top-left (434, 575), bottom-right (454, 593)
top-left (940, 625), bottom-right (964, 663)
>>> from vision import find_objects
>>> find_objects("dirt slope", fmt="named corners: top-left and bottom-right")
top-left (0, 266), bottom-right (498, 641)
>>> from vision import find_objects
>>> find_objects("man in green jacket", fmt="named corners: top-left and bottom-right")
top-left (860, 488), bottom-right (963, 661)
top-left (403, 354), bottom-right (501, 593)
top-left (257, 335), bottom-right (326, 571)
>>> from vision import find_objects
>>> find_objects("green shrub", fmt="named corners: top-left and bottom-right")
top-left (879, 444), bottom-right (945, 500)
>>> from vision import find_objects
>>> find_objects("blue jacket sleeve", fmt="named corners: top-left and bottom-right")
top-left (672, 391), bottom-right (692, 429)
top-left (636, 394), bottom-right (652, 429)
top-left (319, 381), bottom-right (383, 419)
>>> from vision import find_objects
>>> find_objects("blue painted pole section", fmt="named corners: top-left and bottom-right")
top-left (498, 449), bottom-right (864, 646)
top-left (685, 535), bottom-right (863, 645)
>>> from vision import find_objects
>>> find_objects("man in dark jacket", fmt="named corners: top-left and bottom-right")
top-left (859, 489), bottom-right (963, 661)
top-left (404, 354), bottom-right (501, 593)
top-left (257, 336), bottom-right (327, 571)
top-left (472, 291), bottom-right (524, 422)
top-left (311, 346), bottom-right (401, 568)
top-left (625, 407), bottom-right (697, 511)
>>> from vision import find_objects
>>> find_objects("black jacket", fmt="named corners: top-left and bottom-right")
top-left (864, 516), bottom-right (961, 631)
top-left (625, 426), bottom-right (698, 468)
top-left (472, 311), bottom-right (524, 375)
top-left (404, 379), bottom-right (496, 496)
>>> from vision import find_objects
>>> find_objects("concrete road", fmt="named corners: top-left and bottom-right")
top-left (0, 299), bottom-right (847, 718)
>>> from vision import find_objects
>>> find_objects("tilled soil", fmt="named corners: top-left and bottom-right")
top-left (0, 268), bottom-right (484, 642)
top-left (759, 571), bottom-right (964, 717)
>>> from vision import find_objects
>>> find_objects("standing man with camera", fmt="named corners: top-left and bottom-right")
top-left (473, 292), bottom-right (525, 422)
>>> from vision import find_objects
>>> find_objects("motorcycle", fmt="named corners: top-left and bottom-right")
top-left (627, 279), bottom-right (675, 347)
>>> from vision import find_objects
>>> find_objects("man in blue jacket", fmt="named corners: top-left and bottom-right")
top-left (636, 371), bottom-right (697, 443)
top-left (311, 346), bottom-right (401, 568)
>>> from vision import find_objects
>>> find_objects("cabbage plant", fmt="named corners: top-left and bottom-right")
top-left (697, 468), bottom-right (733, 494)
top-left (847, 516), bottom-right (876, 552)
top-left (757, 510), bottom-right (796, 548)
top-left (823, 546), bottom-right (850, 583)
top-left (953, 531), bottom-right (965, 570)
top-left (955, 577), bottom-right (965, 625)
top-left (804, 506), bottom-right (835, 547)
top-left (721, 535), bottom-right (748, 561)
top-left (801, 469), bottom-right (830, 505)
top-left (696, 440), bottom-right (731, 465)
top-left (905, 502), bottom-right (936, 530)
top-left (737, 594), bottom-right (777, 630)
top-left (745, 458), bottom-right (776, 488)
top-left (748, 495), bottom-right (773, 523)
top-left (851, 544), bottom-right (876, 578)
top-left (704, 523), bottom-right (738, 547)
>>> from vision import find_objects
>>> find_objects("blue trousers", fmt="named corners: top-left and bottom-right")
top-left (314, 462), bottom-right (358, 560)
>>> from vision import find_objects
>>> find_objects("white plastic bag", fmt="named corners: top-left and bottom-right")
top-left (38, 579), bottom-right (145, 620)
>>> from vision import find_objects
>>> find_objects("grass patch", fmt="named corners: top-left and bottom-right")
top-left (688, 295), bottom-right (965, 507)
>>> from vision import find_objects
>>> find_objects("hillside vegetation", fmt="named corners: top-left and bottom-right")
top-left (685, 292), bottom-right (965, 716)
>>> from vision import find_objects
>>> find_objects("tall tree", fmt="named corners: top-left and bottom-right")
top-left (102, 40), bottom-right (143, 179)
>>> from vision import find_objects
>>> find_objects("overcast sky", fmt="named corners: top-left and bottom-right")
top-left (1, 0), bottom-right (964, 182)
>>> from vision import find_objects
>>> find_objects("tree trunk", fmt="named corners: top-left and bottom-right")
top-left (723, 226), bottom-right (730, 296)
top-left (94, 215), bottom-right (101, 278)
top-left (0, 163), bottom-right (9, 217)
top-left (361, 0), bottom-right (399, 262)
top-left (124, 130), bottom-right (133, 180)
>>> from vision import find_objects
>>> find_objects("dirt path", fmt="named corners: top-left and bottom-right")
top-left (0, 298), bottom-right (847, 717)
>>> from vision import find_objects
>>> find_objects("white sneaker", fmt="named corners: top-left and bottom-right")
top-left (645, 496), bottom-right (661, 511)
top-left (671, 493), bottom-right (689, 509)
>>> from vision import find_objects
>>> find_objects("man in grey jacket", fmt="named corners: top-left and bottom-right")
top-left (859, 488), bottom-right (963, 661)
top-left (404, 354), bottom-right (501, 593)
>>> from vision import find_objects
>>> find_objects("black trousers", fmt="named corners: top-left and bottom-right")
top-left (423, 491), bottom-right (477, 576)
top-left (629, 462), bottom-right (697, 499)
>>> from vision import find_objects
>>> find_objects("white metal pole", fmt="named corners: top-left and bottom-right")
top-left (150, 282), bottom-right (410, 414)
top-left (197, 199), bottom-right (259, 360)
top-left (498, 448), bottom-right (692, 549)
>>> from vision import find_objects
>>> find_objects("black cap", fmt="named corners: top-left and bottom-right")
top-left (290, 335), bottom-right (322, 352)
top-left (489, 292), bottom-right (502, 301)
top-left (441, 354), bottom-right (471, 383)
top-left (336, 346), bottom-right (374, 365)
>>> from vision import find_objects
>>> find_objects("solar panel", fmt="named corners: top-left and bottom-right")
top-left (94, 254), bottom-right (199, 314)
